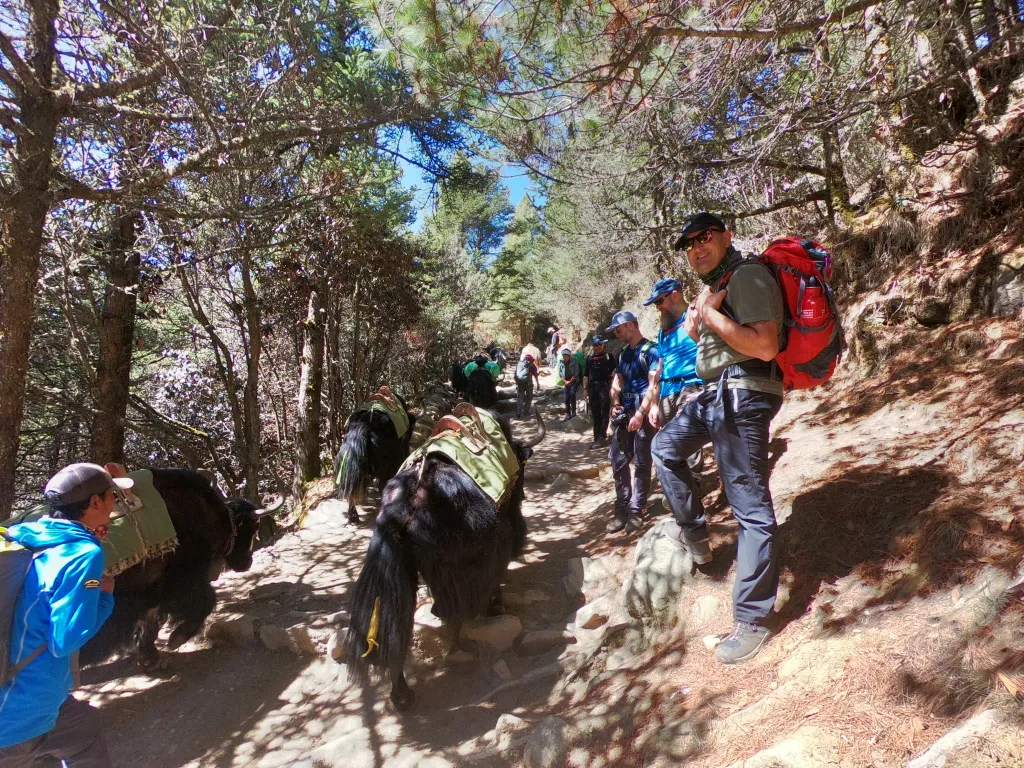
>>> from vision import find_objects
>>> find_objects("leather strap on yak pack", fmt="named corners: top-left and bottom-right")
top-left (403, 404), bottom-right (520, 506)
top-left (1, 470), bottom-right (177, 578)
top-left (361, 386), bottom-right (410, 439)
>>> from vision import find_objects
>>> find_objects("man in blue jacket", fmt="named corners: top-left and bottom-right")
top-left (0, 463), bottom-right (131, 767)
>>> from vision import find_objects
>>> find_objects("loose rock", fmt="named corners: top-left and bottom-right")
top-left (523, 716), bottom-right (568, 768)
top-left (460, 615), bottom-right (523, 653)
top-left (518, 630), bottom-right (576, 656)
top-left (491, 659), bottom-right (514, 681)
top-left (492, 713), bottom-right (529, 750)
top-left (205, 618), bottom-right (255, 647)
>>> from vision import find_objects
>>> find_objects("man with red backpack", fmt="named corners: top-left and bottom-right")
top-left (651, 211), bottom-right (787, 665)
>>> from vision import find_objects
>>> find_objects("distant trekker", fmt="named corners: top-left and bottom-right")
top-left (606, 311), bottom-right (660, 535)
top-left (583, 335), bottom-right (615, 448)
top-left (652, 212), bottom-right (786, 665)
top-left (557, 347), bottom-right (580, 420)
top-left (513, 353), bottom-right (540, 418)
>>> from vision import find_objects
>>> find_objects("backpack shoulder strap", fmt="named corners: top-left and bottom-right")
top-left (2, 644), bottom-right (47, 687)
top-left (638, 340), bottom-right (655, 376)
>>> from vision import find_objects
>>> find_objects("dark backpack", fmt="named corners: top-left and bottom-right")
top-left (514, 357), bottom-right (532, 383)
top-left (722, 238), bottom-right (843, 390)
top-left (1, 529), bottom-right (53, 686)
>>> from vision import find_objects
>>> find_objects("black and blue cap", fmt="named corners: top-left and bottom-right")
top-left (592, 335), bottom-right (607, 345)
top-left (672, 211), bottom-right (728, 250)
top-left (643, 277), bottom-right (683, 306)
top-left (605, 310), bottom-right (637, 332)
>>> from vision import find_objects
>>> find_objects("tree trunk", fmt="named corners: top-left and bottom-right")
top-left (91, 209), bottom-right (142, 464)
top-left (294, 289), bottom-right (325, 497)
top-left (240, 250), bottom-right (262, 503)
top-left (0, 0), bottom-right (61, 515)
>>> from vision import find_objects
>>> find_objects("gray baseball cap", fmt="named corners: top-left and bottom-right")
top-left (44, 463), bottom-right (133, 506)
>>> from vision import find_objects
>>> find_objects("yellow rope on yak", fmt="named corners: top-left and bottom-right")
top-left (362, 596), bottom-right (381, 658)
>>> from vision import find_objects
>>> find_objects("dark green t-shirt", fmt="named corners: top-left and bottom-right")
top-left (696, 250), bottom-right (785, 396)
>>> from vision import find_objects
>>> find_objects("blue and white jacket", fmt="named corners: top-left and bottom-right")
top-left (0, 518), bottom-right (113, 747)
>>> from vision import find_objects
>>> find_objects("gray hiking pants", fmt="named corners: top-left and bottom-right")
top-left (651, 387), bottom-right (783, 625)
top-left (0, 696), bottom-right (112, 768)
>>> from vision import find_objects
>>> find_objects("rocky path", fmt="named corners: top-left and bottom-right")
top-left (79, 331), bottom-right (1024, 767)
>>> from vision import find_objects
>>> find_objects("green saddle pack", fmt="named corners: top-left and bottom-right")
top-left (2, 469), bottom-right (178, 577)
top-left (360, 386), bottom-right (409, 440)
top-left (403, 405), bottom-right (520, 506)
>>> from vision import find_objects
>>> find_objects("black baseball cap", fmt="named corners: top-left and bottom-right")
top-left (44, 463), bottom-right (133, 506)
top-left (673, 212), bottom-right (728, 250)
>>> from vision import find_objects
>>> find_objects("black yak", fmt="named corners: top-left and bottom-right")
top-left (344, 406), bottom-right (544, 711)
top-left (334, 388), bottom-right (417, 524)
top-left (81, 468), bottom-right (281, 669)
top-left (450, 360), bottom-right (468, 395)
top-left (463, 365), bottom-right (497, 409)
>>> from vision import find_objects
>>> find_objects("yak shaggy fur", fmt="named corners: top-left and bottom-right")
top-left (463, 366), bottom-right (497, 409)
top-left (344, 411), bottom-right (539, 711)
top-left (333, 394), bottom-right (416, 524)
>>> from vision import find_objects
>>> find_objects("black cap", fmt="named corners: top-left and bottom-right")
top-left (673, 212), bottom-right (728, 250)
top-left (44, 463), bottom-right (133, 506)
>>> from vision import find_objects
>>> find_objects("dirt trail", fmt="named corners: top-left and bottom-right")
top-left (80, 327), bottom-right (1024, 767)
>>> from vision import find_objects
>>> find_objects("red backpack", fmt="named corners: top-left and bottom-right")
top-left (722, 238), bottom-right (843, 391)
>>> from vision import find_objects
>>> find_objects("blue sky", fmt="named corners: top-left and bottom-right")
top-left (399, 157), bottom-right (543, 233)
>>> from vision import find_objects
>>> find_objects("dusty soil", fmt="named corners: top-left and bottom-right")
top-left (79, 322), bottom-right (1024, 767)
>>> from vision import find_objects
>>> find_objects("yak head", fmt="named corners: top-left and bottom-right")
top-left (224, 496), bottom-right (284, 571)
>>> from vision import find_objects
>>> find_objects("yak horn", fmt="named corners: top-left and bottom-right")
top-left (252, 495), bottom-right (285, 517)
top-left (524, 408), bottom-right (546, 448)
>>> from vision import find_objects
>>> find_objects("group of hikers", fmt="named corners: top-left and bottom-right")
top-left (520, 211), bottom-right (795, 666)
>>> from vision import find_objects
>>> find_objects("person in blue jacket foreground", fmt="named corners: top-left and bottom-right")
top-left (0, 463), bottom-right (132, 767)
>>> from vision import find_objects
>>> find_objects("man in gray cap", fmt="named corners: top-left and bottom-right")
top-left (605, 311), bottom-right (660, 534)
top-left (651, 212), bottom-right (785, 665)
top-left (0, 463), bottom-right (132, 767)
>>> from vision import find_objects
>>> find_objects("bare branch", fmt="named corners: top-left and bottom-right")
top-left (61, 63), bottom-right (165, 106)
top-left (657, 0), bottom-right (879, 42)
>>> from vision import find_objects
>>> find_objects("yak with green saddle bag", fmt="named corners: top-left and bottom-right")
top-left (342, 403), bottom-right (546, 711)
top-left (334, 386), bottom-right (417, 524)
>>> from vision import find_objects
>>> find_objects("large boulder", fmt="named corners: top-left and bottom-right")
top-left (622, 519), bottom-right (695, 620)
top-left (564, 553), bottom-right (631, 603)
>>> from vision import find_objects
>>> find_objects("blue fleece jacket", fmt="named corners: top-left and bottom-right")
top-left (0, 518), bottom-right (113, 747)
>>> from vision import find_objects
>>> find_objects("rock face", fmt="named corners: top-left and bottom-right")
top-left (459, 615), bottom-right (523, 653)
top-left (523, 716), bottom-right (568, 768)
top-left (622, 519), bottom-right (695, 619)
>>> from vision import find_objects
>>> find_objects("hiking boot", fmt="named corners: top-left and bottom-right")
top-left (563, 414), bottom-right (573, 422)
top-left (715, 622), bottom-right (772, 664)
top-left (677, 533), bottom-right (713, 565)
top-left (606, 519), bottom-right (627, 533)
top-left (624, 515), bottom-right (642, 534)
